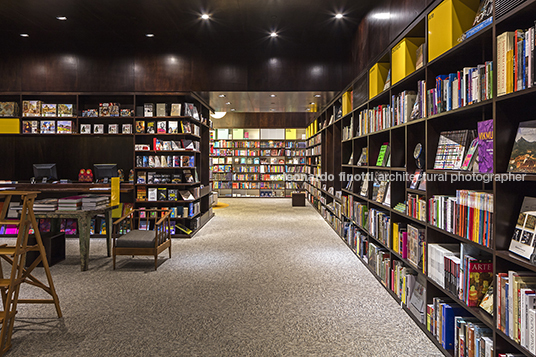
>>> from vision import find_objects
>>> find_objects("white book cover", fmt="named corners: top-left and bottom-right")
top-left (148, 188), bottom-right (157, 201)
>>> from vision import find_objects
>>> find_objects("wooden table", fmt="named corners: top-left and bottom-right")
top-left (34, 205), bottom-right (116, 271)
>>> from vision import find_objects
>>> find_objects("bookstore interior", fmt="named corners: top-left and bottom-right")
top-left (4, 0), bottom-right (536, 356)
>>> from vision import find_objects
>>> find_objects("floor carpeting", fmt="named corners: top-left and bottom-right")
top-left (3, 198), bottom-right (443, 356)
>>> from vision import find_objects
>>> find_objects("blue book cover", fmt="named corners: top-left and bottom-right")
top-left (442, 303), bottom-right (466, 349)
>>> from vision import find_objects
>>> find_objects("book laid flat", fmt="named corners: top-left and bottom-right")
top-left (434, 130), bottom-right (474, 170)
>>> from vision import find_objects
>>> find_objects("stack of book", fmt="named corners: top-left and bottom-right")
top-left (33, 198), bottom-right (58, 212)
top-left (82, 195), bottom-right (110, 210)
top-left (57, 196), bottom-right (84, 211)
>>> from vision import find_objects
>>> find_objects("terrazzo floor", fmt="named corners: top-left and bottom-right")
top-left (3, 198), bottom-right (443, 356)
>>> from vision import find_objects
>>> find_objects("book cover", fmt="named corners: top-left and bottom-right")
top-left (156, 103), bottom-right (166, 117)
top-left (23, 100), bottom-right (42, 117)
top-left (57, 104), bottom-right (73, 117)
top-left (41, 120), bottom-right (56, 134)
top-left (157, 121), bottom-right (167, 133)
top-left (57, 120), bottom-right (72, 134)
top-left (467, 259), bottom-right (493, 306)
top-left (477, 119), bottom-right (493, 173)
top-left (22, 121), bottom-right (33, 133)
top-left (147, 187), bottom-right (157, 201)
top-left (460, 138), bottom-right (479, 170)
top-left (146, 121), bottom-right (155, 134)
top-left (376, 143), bottom-right (390, 166)
top-left (168, 121), bottom-right (178, 134)
top-left (508, 120), bottom-right (536, 173)
top-left (108, 124), bottom-right (118, 134)
top-left (122, 124), bottom-right (132, 134)
top-left (80, 124), bottom-right (91, 134)
top-left (42, 103), bottom-right (57, 117)
top-left (144, 103), bottom-right (154, 117)
top-left (509, 197), bottom-right (536, 261)
top-left (170, 103), bottom-right (181, 116)
top-left (93, 124), bottom-right (104, 134)
top-left (135, 121), bottom-right (145, 133)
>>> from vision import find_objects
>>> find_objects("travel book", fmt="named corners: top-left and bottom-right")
top-left (510, 197), bottom-right (536, 261)
top-left (508, 120), bottom-right (536, 173)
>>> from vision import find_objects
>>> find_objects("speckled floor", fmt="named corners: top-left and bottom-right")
top-left (3, 198), bottom-right (443, 356)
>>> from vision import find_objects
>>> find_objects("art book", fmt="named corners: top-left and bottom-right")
top-left (508, 120), bottom-right (536, 173)
top-left (57, 120), bottom-right (72, 134)
top-left (57, 104), bottom-right (73, 117)
top-left (509, 197), bottom-right (536, 261)
top-left (477, 119), bottom-right (493, 173)
top-left (40, 120), bottom-right (56, 134)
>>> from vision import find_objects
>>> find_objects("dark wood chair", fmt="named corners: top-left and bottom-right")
top-left (112, 209), bottom-right (172, 270)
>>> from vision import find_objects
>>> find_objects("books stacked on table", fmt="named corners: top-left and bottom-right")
top-left (57, 196), bottom-right (84, 211)
top-left (33, 198), bottom-right (58, 212)
top-left (81, 195), bottom-right (110, 210)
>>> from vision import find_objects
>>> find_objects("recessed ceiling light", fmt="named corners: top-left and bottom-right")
top-left (310, 102), bottom-right (315, 105)
top-left (270, 32), bottom-right (278, 37)
top-left (218, 94), bottom-right (226, 98)
top-left (314, 94), bottom-right (321, 98)
top-left (270, 94), bottom-right (276, 97)
top-left (146, 33), bottom-right (154, 37)
top-left (201, 14), bottom-right (210, 20)
top-left (335, 13), bottom-right (344, 19)
top-left (56, 16), bottom-right (67, 21)
top-left (20, 33), bottom-right (29, 37)
top-left (225, 102), bottom-right (231, 105)
top-left (231, 109), bottom-right (235, 111)
top-left (306, 108), bottom-right (311, 111)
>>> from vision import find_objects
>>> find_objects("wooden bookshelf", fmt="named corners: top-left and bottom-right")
top-left (210, 128), bottom-right (306, 198)
top-left (0, 92), bottom-right (214, 238)
top-left (305, 1), bottom-right (536, 356)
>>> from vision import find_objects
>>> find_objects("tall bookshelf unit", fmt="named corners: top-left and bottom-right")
top-left (306, 0), bottom-right (536, 356)
top-left (210, 128), bottom-right (306, 198)
top-left (0, 92), bottom-right (213, 238)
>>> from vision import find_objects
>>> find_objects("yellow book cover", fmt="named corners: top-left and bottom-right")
top-left (393, 223), bottom-right (399, 253)
top-left (111, 177), bottom-right (120, 206)
top-left (506, 49), bottom-right (514, 94)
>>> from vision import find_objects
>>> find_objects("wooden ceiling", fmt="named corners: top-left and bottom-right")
top-left (0, 0), bottom-right (376, 51)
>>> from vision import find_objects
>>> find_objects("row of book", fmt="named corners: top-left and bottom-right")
top-left (19, 101), bottom-right (75, 117)
top-left (141, 102), bottom-right (199, 119)
top-left (427, 243), bottom-right (493, 308)
top-left (136, 187), bottom-right (199, 202)
top-left (212, 157), bottom-right (304, 165)
top-left (427, 298), bottom-right (494, 356)
top-left (232, 149), bottom-right (287, 157)
top-left (407, 193), bottom-right (426, 222)
top-left (212, 165), bottom-right (232, 173)
top-left (320, 205), bottom-right (343, 235)
top-left (356, 104), bottom-right (392, 136)
top-left (425, 61), bottom-right (493, 117)
top-left (306, 146), bottom-right (321, 156)
top-left (392, 223), bottom-right (426, 274)
top-left (497, 270), bottom-right (536, 354)
top-left (136, 170), bottom-right (196, 184)
top-left (135, 155), bottom-right (195, 168)
top-left (307, 135), bottom-right (321, 146)
top-left (497, 29), bottom-right (536, 96)
top-left (135, 139), bottom-right (198, 152)
top-left (229, 182), bottom-right (286, 190)
top-left (428, 190), bottom-right (493, 248)
top-left (135, 120), bottom-right (200, 135)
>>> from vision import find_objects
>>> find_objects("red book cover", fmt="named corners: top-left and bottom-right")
top-left (467, 260), bottom-right (493, 306)
top-left (401, 231), bottom-right (408, 259)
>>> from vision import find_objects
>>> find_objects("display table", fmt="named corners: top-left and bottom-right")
top-left (291, 192), bottom-right (306, 206)
top-left (34, 205), bottom-right (116, 271)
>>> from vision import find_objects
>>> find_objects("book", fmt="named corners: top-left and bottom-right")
top-left (108, 124), bottom-right (118, 134)
top-left (434, 130), bottom-right (474, 170)
top-left (170, 103), bottom-right (182, 116)
top-left (179, 190), bottom-right (195, 200)
top-left (146, 121), bottom-right (155, 134)
top-left (122, 124), bottom-right (132, 134)
top-left (376, 143), bottom-right (390, 166)
top-left (168, 121), bottom-right (178, 134)
top-left (42, 104), bottom-right (56, 117)
top-left (22, 120), bottom-right (39, 133)
top-left (80, 124), bottom-right (91, 134)
top-left (135, 121), bottom-right (145, 133)
top-left (40, 120), bottom-right (55, 134)
top-left (157, 121), bottom-right (167, 133)
top-left (147, 188), bottom-right (157, 201)
top-left (357, 148), bottom-right (367, 166)
top-left (409, 169), bottom-right (423, 189)
top-left (508, 120), bottom-right (536, 173)
top-left (509, 197), bottom-right (536, 261)
top-left (22, 100), bottom-right (42, 117)
top-left (57, 120), bottom-right (72, 134)
top-left (415, 43), bottom-right (424, 70)
top-left (144, 103), bottom-right (154, 117)
top-left (479, 282), bottom-right (494, 315)
top-left (460, 138), bottom-right (479, 170)
top-left (467, 259), bottom-right (493, 306)
top-left (175, 222), bottom-right (192, 235)
top-left (156, 103), bottom-right (166, 117)
top-left (57, 104), bottom-right (73, 117)
top-left (477, 119), bottom-right (493, 173)
top-left (93, 124), bottom-right (104, 134)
